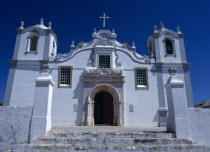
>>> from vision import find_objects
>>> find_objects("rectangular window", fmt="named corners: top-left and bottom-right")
top-left (58, 67), bottom-right (72, 88)
top-left (135, 68), bottom-right (148, 89)
top-left (98, 55), bottom-right (110, 68)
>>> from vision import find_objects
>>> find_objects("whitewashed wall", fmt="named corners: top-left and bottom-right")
top-left (49, 49), bottom-right (160, 127)
top-left (0, 107), bottom-right (32, 151)
top-left (4, 62), bottom-right (40, 106)
top-left (188, 108), bottom-right (210, 145)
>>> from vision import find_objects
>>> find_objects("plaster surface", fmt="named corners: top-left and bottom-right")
top-left (188, 108), bottom-right (210, 146)
top-left (0, 106), bottom-right (32, 152)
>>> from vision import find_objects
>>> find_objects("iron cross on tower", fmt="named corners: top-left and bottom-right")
top-left (99, 13), bottom-right (110, 28)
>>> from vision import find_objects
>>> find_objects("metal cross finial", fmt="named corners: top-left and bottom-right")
top-left (99, 13), bottom-right (110, 28)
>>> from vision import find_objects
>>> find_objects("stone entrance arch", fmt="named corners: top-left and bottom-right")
top-left (85, 84), bottom-right (123, 126)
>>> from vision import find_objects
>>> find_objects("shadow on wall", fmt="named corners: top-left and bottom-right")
top-left (73, 71), bottom-right (85, 126)
top-left (165, 84), bottom-right (175, 133)
top-left (152, 111), bottom-right (159, 123)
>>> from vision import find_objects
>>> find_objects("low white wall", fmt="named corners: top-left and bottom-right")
top-left (0, 106), bottom-right (32, 151)
top-left (188, 108), bottom-right (210, 145)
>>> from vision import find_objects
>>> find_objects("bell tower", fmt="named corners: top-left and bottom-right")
top-left (147, 21), bottom-right (187, 63)
top-left (12, 18), bottom-right (57, 61)
top-left (146, 22), bottom-right (194, 127)
top-left (4, 18), bottom-right (57, 106)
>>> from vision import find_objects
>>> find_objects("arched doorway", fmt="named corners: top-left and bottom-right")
top-left (94, 91), bottom-right (114, 125)
top-left (84, 84), bottom-right (123, 126)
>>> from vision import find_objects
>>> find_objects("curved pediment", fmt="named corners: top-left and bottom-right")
top-left (55, 30), bottom-right (152, 63)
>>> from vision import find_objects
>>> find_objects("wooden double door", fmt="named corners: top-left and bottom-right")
top-left (94, 91), bottom-right (114, 125)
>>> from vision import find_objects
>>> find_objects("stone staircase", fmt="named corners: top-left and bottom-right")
top-left (12, 127), bottom-right (209, 152)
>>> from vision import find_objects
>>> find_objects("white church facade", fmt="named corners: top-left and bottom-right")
top-left (2, 16), bottom-right (210, 151)
top-left (3, 18), bottom-right (194, 128)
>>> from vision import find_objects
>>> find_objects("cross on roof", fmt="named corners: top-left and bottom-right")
top-left (99, 13), bottom-right (110, 28)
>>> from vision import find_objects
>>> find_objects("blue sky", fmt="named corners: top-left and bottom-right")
top-left (0, 0), bottom-right (209, 104)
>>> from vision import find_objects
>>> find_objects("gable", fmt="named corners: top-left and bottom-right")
top-left (54, 30), bottom-right (151, 65)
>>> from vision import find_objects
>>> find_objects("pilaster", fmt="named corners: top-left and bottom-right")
top-left (165, 68), bottom-right (191, 139)
top-left (30, 64), bottom-right (54, 140)
top-left (85, 93), bottom-right (94, 126)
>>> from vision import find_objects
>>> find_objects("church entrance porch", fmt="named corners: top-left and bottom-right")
top-left (83, 69), bottom-right (125, 126)
top-left (84, 83), bottom-right (124, 126)
top-left (94, 91), bottom-right (114, 126)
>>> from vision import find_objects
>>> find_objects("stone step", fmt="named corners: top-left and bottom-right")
top-left (13, 143), bottom-right (209, 152)
top-left (47, 131), bottom-right (175, 139)
top-left (51, 126), bottom-right (167, 132)
top-left (32, 136), bottom-right (192, 145)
